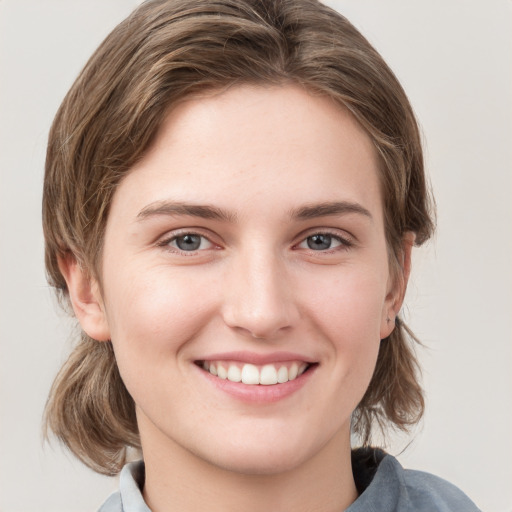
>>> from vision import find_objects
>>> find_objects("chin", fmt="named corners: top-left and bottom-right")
top-left (209, 448), bottom-right (308, 476)
top-left (195, 428), bottom-right (321, 476)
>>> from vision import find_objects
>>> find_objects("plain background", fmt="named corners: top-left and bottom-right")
top-left (0, 1), bottom-right (510, 511)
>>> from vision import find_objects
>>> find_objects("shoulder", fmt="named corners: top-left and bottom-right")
top-left (97, 491), bottom-right (122, 512)
top-left (97, 461), bottom-right (150, 512)
top-left (401, 465), bottom-right (481, 512)
top-left (348, 448), bottom-right (481, 512)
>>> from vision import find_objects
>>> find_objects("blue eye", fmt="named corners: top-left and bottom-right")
top-left (307, 234), bottom-right (334, 250)
top-left (167, 234), bottom-right (213, 252)
top-left (297, 233), bottom-right (349, 251)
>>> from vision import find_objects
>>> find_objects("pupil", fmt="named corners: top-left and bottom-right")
top-left (177, 234), bottom-right (201, 251)
top-left (307, 234), bottom-right (331, 250)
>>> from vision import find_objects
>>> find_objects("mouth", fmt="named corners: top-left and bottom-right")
top-left (195, 360), bottom-right (315, 385)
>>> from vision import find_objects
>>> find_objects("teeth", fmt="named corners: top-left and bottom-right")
top-left (204, 361), bottom-right (311, 385)
top-left (241, 364), bottom-right (260, 385)
top-left (217, 364), bottom-right (227, 380)
top-left (260, 364), bottom-right (278, 385)
top-left (227, 365), bottom-right (242, 382)
top-left (277, 366), bottom-right (288, 383)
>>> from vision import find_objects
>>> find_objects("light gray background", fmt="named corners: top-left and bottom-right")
top-left (0, 1), bottom-right (510, 511)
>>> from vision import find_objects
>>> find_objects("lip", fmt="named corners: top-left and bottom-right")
top-left (194, 354), bottom-right (318, 404)
top-left (198, 351), bottom-right (317, 365)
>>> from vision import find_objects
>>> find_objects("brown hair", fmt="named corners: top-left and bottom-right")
top-left (43, 0), bottom-right (434, 475)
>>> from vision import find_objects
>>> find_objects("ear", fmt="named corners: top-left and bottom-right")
top-left (380, 232), bottom-right (415, 339)
top-left (57, 253), bottom-right (111, 341)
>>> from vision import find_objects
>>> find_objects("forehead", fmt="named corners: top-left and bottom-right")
top-left (110, 84), bottom-right (382, 224)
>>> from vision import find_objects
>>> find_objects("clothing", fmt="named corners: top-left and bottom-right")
top-left (98, 448), bottom-right (481, 512)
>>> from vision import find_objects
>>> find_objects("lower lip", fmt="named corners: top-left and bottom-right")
top-left (196, 364), bottom-right (317, 403)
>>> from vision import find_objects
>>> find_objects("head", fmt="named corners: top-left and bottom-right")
top-left (43, 0), bottom-right (434, 475)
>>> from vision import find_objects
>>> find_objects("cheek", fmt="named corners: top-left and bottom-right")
top-left (312, 266), bottom-right (388, 338)
top-left (305, 266), bottom-right (387, 385)
top-left (101, 263), bottom-right (219, 376)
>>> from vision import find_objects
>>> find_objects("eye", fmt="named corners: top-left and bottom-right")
top-left (306, 234), bottom-right (337, 251)
top-left (164, 233), bottom-right (214, 252)
top-left (297, 232), bottom-right (351, 251)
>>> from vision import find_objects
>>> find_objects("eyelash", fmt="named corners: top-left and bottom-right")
top-left (295, 230), bottom-right (354, 253)
top-left (157, 230), bottom-right (217, 255)
top-left (157, 229), bottom-right (354, 255)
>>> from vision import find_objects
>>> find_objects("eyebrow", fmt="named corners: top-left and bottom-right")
top-left (290, 201), bottom-right (373, 221)
top-left (137, 201), bottom-right (237, 223)
top-left (136, 200), bottom-right (372, 223)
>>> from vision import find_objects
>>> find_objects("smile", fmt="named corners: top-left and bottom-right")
top-left (197, 360), bottom-right (311, 385)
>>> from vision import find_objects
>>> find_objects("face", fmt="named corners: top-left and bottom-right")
top-left (75, 85), bottom-right (401, 475)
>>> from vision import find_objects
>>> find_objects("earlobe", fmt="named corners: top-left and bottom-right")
top-left (57, 253), bottom-right (110, 342)
top-left (380, 232), bottom-right (415, 339)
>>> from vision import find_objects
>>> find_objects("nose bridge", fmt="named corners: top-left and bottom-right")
top-left (222, 243), bottom-right (298, 338)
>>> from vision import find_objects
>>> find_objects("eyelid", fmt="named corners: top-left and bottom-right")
top-left (154, 226), bottom-right (355, 255)
top-left (156, 228), bottom-right (221, 254)
top-left (293, 228), bottom-right (355, 252)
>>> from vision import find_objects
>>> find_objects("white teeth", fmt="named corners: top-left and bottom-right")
top-left (289, 363), bottom-right (298, 380)
top-left (277, 366), bottom-right (288, 383)
top-left (241, 364), bottom-right (260, 385)
top-left (217, 364), bottom-right (227, 379)
top-left (260, 364), bottom-right (278, 385)
top-left (227, 365), bottom-right (242, 382)
top-left (203, 361), bottom-right (311, 385)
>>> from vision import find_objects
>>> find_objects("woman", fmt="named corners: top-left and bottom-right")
top-left (43, 0), bottom-right (480, 510)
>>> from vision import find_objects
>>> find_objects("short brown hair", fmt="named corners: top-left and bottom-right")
top-left (43, 0), bottom-right (435, 475)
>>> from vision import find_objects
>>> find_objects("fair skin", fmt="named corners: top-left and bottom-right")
top-left (60, 85), bottom-right (411, 512)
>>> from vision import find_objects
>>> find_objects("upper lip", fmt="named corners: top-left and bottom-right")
top-left (197, 351), bottom-right (317, 365)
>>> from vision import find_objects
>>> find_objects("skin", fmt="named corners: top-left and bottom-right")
top-left (60, 85), bottom-right (411, 512)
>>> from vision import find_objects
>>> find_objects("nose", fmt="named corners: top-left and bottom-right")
top-left (221, 248), bottom-right (300, 339)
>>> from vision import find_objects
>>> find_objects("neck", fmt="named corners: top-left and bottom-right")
top-left (140, 421), bottom-right (358, 512)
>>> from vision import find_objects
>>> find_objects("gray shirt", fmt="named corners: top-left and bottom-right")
top-left (98, 449), bottom-right (481, 512)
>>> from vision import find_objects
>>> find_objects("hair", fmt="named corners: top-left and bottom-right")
top-left (43, 0), bottom-right (435, 475)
